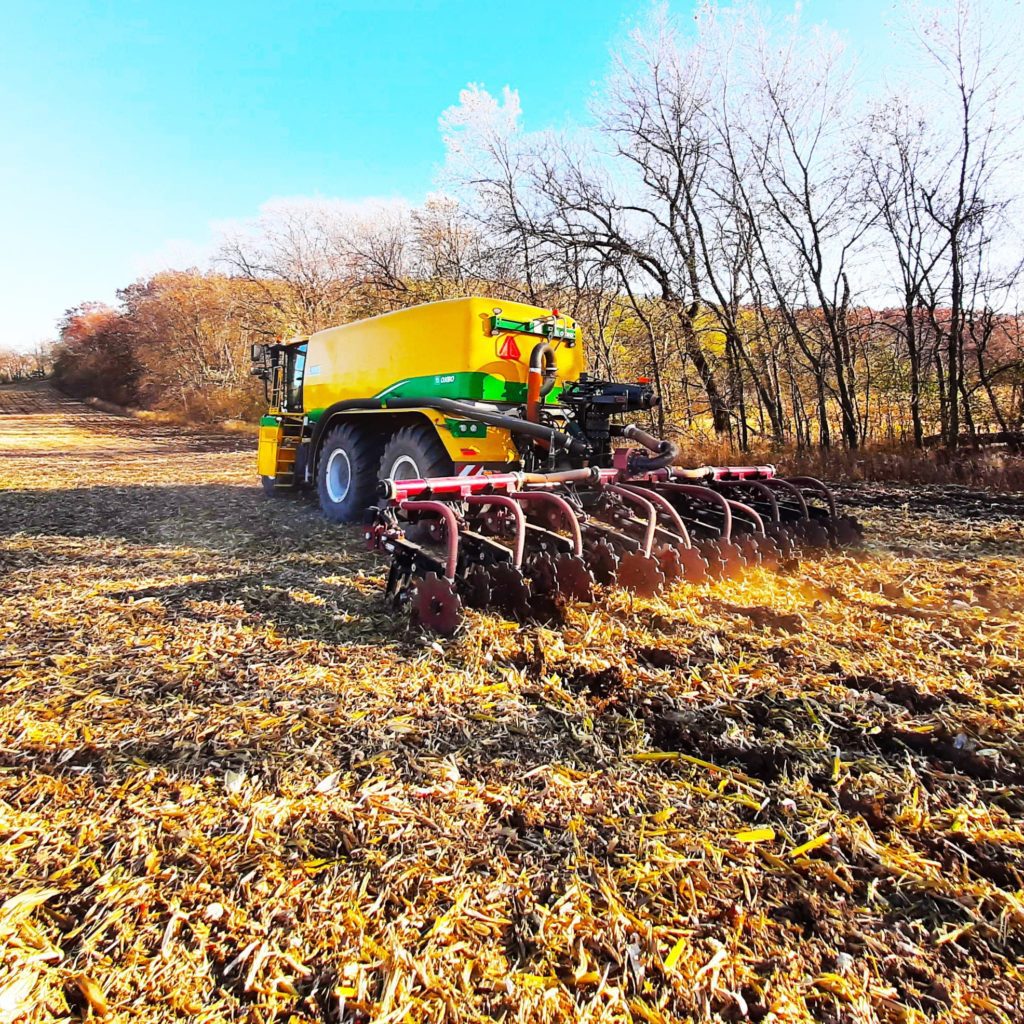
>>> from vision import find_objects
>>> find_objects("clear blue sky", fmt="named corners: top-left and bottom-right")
top-left (1, 0), bottom-right (894, 352)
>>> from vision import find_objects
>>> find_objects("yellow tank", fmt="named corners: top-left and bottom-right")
top-left (302, 296), bottom-right (584, 415)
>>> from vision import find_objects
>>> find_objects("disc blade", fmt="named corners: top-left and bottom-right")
top-left (524, 551), bottom-right (558, 596)
top-left (734, 534), bottom-right (762, 567)
top-left (617, 551), bottom-right (666, 597)
top-left (696, 539), bottom-right (726, 581)
top-left (833, 515), bottom-right (863, 547)
top-left (717, 540), bottom-right (747, 578)
top-left (488, 563), bottom-right (532, 621)
top-left (802, 520), bottom-right (831, 550)
top-left (766, 523), bottom-right (794, 558)
top-left (410, 572), bottom-right (463, 636)
top-left (461, 563), bottom-right (492, 609)
top-left (553, 553), bottom-right (594, 601)
top-left (655, 543), bottom-right (683, 583)
top-left (754, 534), bottom-right (782, 570)
top-left (584, 539), bottom-right (619, 585)
top-left (679, 545), bottom-right (709, 583)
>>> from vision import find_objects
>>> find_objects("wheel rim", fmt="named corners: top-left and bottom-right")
top-left (326, 448), bottom-right (352, 503)
top-left (389, 455), bottom-right (420, 480)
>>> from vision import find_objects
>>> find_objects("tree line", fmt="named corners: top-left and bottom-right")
top-left (0, 345), bottom-right (50, 385)
top-left (51, 1), bottom-right (1022, 449)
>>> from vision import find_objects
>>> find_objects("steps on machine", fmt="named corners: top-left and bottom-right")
top-left (274, 416), bottom-right (304, 488)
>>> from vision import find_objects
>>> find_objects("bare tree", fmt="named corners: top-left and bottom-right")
top-left (862, 98), bottom-right (950, 446)
top-left (218, 201), bottom-right (361, 335)
top-left (732, 19), bottom-right (876, 448)
top-left (910, 0), bottom-right (1021, 445)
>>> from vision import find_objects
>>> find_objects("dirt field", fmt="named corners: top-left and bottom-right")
top-left (2, 381), bottom-right (1024, 1024)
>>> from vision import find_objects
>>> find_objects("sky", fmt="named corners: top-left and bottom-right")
top-left (1, 0), bottom-right (898, 352)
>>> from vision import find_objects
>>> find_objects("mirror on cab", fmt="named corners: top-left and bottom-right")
top-left (250, 343), bottom-right (272, 379)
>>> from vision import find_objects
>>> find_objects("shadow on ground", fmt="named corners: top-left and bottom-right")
top-left (0, 483), bottom-right (333, 552)
top-left (0, 481), bottom-right (405, 650)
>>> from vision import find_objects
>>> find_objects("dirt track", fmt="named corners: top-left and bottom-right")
top-left (2, 381), bottom-right (1024, 1023)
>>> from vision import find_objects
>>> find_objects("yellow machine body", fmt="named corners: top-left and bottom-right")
top-left (257, 420), bottom-right (282, 477)
top-left (306, 297), bottom-right (582, 465)
top-left (303, 297), bottom-right (582, 410)
top-left (257, 297), bottom-right (585, 484)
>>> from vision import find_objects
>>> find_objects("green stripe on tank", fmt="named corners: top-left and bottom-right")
top-left (299, 373), bottom-right (564, 420)
top-left (375, 371), bottom-right (562, 405)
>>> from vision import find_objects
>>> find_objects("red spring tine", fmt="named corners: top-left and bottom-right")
top-left (513, 491), bottom-right (584, 556)
top-left (607, 485), bottom-right (659, 557)
top-left (656, 483), bottom-right (734, 542)
top-left (787, 476), bottom-right (838, 518)
top-left (743, 481), bottom-right (780, 523)
top-left (619, 483), bottom-right (692, 548)
top-left (723, 498), bottom-right (766, 536)
top-left (399, 500), bottom-right (461, 580)
top-left (764, 478), bottom-right (809, 518)
top-left (465, 494), bottom-right (526, 569)
top-left (717, 480), bottom-right (780, 523)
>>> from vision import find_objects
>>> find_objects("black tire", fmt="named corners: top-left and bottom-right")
top-left (379, 423), bottom-right (454, 483)
top-left (316, 422), bottom-right (384, 523)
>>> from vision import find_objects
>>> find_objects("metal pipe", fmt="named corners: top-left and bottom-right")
top-left (383, 472), bottom-right (525, 501)
top-left (519, 468), bottom-right (620, 492)
top-left (382, 467), bottom-right (609, 502)
top-left (399, 499), bottom-right (461, 580)
top-left (621, 423), bottom-right (680, 473)
top-left (522, 468), bottom-right (601, 485)
top-left (512, 491), bottom-right (584, 556)
top-left (465, 494), bottom-right (525, 569)
top-left (708, 465), bottom-right (776, 481)
top-left (666, 466), bottom-right (714, 481)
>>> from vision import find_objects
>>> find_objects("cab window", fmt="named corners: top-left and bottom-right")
top-left (285, 343), bottom-right (307, 411)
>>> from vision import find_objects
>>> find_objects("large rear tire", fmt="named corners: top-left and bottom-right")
top-left (379, 423), bottom-right (454, 482)
top-left (316, 423), bottom-right (383, 523)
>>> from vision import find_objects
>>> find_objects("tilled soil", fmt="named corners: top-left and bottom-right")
top-left (2, 381), bottom-right (1023, 1024)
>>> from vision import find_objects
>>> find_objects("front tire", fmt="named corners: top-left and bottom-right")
top-left (379, 423), bottom-right (453, 482)
top-left (316, 423), bottom-right (383, 523)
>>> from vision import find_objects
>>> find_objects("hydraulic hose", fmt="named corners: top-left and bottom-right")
top-left (383, 396), bottom-right (591, 458)
top-left (526, 342), bottom-right (557, 423)
top-left (620, 423), bottom-right (680, 473)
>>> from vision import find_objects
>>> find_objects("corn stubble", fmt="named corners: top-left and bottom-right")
top-left (2, 382), bottom-right (1024, 1023)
